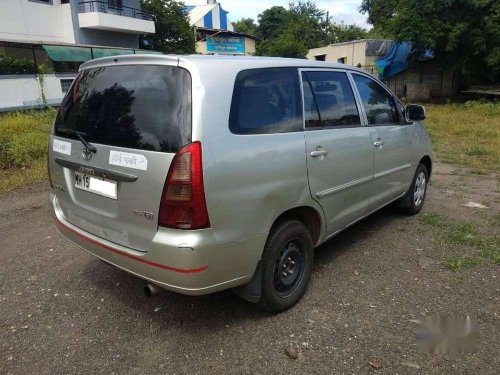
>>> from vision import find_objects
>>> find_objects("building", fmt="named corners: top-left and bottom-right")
top-left (1, 0), bottom-right (154, 47)
top-left (307, 39), bottom-right (392, 70)
top-left (307, 40), bottom-right (455, 101)
top-left (0, 0), bottom-right (156, 111)
top-left (186, 1), bottom-right (257, 56)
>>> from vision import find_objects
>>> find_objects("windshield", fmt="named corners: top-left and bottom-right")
top-left (55, 65), bottom-right (192, 153)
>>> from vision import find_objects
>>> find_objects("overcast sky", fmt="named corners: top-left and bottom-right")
top-left (185, 1), bottom-right (369, 28)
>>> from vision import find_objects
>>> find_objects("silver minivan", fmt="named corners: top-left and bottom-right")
top-left (48, 55), bottom-right (432, 312)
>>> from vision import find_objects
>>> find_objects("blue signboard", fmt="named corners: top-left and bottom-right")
top-left (206, 36), bottom-right (245, 55)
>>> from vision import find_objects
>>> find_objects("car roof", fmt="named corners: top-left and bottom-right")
top-left (79, 54), bottom-right (365, 74)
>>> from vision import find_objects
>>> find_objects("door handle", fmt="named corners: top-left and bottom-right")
top-left (310, 149), bottom-right (328, 157)
top-left (373, 140), bottom-right (385, 148)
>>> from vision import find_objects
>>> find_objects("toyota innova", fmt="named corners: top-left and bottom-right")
top-left (48, 55), bottom-right (432, 312)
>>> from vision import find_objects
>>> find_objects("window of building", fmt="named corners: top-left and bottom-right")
top-left (337, 57), bottom-right (347, 64)
top-left (61, 0), bottom-right (70, 4)
top-left (229, 68), bottom-right (303, 134)
top-left (60, 79), bottom-right (74, 94)
top-left (108, 0), bottom-right (123, 8)
top-left (302, 71), bottom-right (361, 128)
top-left (52, 61), bottom-right (83, 73)
top-left (315, 54), bottom-right (326, 61)
top-left (352, 74), bottom-right (400, 125)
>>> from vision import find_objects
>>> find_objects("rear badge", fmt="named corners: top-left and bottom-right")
top-left (133, 210), bottom-right (154, 221)
top-left (82, 147), bottom-right (94, 161)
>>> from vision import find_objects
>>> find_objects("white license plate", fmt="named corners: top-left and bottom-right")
top-left (74, 171), bottom-right (117, 200)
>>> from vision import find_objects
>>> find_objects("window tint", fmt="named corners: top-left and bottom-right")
top-left (55, 65), bottom-right (192, 153)
top-left (302, 71), bottom-right (360, 128)
top-left (302, 73), bottom-right (321, 127)
top-left (352, 74), bottom-right (399, 125)
top-left (229, 68), bottom-right (302, 134)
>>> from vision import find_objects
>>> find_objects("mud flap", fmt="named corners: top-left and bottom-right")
top-left (232, 261), bottom-right (262, 303)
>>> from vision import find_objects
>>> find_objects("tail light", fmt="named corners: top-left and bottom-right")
top-left (159, 142), bottom-right (210, 230)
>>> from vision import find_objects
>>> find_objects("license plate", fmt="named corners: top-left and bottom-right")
top-left (74, 171), bottom-right (117, 200)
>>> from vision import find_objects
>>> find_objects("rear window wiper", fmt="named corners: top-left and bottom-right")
top-left (58, 128), bottom-right (97, 154)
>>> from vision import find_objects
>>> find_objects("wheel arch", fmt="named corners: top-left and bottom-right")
top-left (419, 155), bottom-right (432, 180)
top-left (272, 206), bottom-right (323, 247)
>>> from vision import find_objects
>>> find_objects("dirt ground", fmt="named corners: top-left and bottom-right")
top-left (1, 161), bottom-right (499, 374)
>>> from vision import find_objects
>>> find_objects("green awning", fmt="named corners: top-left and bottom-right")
top-left (43, 45), bottom-right (92, 62)
top-left (92, 48), bottom-right (134, 59)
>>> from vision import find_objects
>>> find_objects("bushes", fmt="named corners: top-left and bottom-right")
top-left (0, 54), bottom-right (37, 75)
top-left (0, 109), bottom-right (56, 168)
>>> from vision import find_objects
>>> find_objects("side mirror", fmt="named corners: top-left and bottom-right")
top-left (406, 104), bottom-right (426, 122)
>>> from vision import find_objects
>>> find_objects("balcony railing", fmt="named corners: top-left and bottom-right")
top-left (78, 1), bottom-right (153, 21)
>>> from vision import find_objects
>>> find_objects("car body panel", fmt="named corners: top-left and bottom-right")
top-left (49, 54), bottom-right (434, 295)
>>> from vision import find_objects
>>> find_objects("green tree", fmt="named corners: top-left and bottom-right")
top-left (139, 0), bottom-right (195, 54)
top-left (255, 1), bottom-right (330, 57)
top-left (233, 18), bottom-right (257, 36)
top-left (360, 0), bottom-right (500, 82)
top-left (327, 22), bottom-right (367, 43)
top-left (256, 6), bottom-right (292, 40)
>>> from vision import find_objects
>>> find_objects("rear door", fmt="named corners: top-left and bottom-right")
top-left (350, 73), bottom-right (415, 210)
top-left (49, 64), bottom-right (192, 252)
top-left (301, 69), bottom-right (375, 235)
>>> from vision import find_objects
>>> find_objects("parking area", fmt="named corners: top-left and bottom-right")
top-left (1, 161), bottom-right (499, 374)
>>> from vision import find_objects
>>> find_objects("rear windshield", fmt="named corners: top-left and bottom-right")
top-left (55, 65), bottom-right (192, 153)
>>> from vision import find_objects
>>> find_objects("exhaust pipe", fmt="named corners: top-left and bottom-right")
top-left (144, 283), bottom-right (163, 297)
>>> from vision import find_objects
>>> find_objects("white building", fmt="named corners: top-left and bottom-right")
top-left (0, 0), bottom-right (156, 111)
top-left (0, 0), bottom-right (155, 47)
top-left (186, 1), bottom-right (257, 56)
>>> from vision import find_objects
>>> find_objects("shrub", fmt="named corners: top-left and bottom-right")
top-left (0, 109), bottom-right (56, 168)
top-left (0, 54), bottom-right (37, 75)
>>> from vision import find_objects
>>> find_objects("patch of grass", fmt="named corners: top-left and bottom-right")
top-left (0, 109), bottom-right (55, 193)
top-left (425, 101), bottom-right (500, 172)
top-left (465, 146), bottom-right (488, 157)
top-left (469, 169), bottom-right (489, 175)
top-left (441, 255), bottom-right (480, 272)
top-left (447, 222), bottom-right (480, 247)
top-left (419, 212), bottom-right (449, 227)
top-left (420, 212), bottom-right (500, 270)
top-left (0, 160), bottom-right (48, 192)
top-left (490, 213), bottom-right (500, 227)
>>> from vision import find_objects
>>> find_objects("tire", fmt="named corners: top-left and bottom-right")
top-left (397, 163), bottom-right (429, 215)
top-left (258, 220), bottom-right (314, 313)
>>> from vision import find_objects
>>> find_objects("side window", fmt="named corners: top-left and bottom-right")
top-left (229, 68), bottom-right (303, 134)
top-left (302, 71), bottom-right (361, 128)
top-left (352, 74), bottom-right (399, 125)
top-left (301, 73), bottom-right (321, 128)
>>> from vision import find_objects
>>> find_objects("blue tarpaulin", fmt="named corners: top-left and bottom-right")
top-left (375, 42), bottom-right (434, 80)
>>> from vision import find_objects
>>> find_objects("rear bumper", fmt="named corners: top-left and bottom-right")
top-left (50, 192), bottom-right (266, 295)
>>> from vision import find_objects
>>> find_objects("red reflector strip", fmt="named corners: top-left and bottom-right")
top-left (54, 219), bottom-right (208, 274)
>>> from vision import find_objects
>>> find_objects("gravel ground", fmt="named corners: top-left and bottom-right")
top-left (1, 162), bottom-right (499, 374)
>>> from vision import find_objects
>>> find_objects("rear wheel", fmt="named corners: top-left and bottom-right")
top-left (397, 163), bottom-right (429, 215)
top-left (258, 220), bottom-right (313, 313)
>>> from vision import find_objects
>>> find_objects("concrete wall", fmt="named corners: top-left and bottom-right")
top-left (384, 62), bottom-right (455, 101)
top-left (0, 73), bottom-right (76, 111)
top-left (0, 1), bottom-right (141, 48)
top-left (0, 0), bottom-right (75, 43)
top-left (307, 41), bottom-right (367, 66)
top-left (244, 38), bottom-right (256, 55)
top-left (69, 0), bottom-right (140, 48)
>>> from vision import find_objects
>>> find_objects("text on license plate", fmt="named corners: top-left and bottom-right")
top-left (74, 171), bottom-right (117, 199)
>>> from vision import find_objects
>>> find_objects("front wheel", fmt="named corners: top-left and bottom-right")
top-left (258, 220), bottom-right (313, 313)
top-left (397, 163), bottom-right (429, 215)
